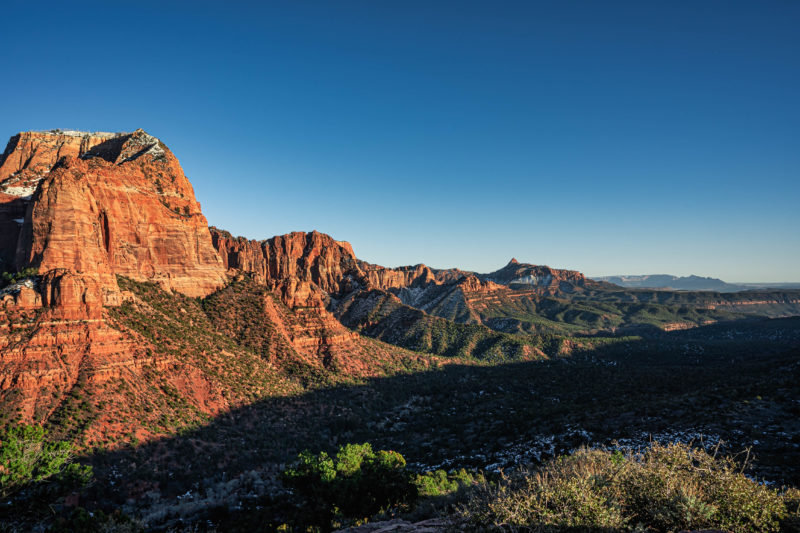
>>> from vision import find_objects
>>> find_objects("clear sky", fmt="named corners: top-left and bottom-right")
top-left (1, 1), bottom-right (798, 282)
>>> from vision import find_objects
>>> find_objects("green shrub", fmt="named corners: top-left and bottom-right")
top-left (782, 487), bottom-right (800, 532)
top-left (0, 267), bottom-right (39, 290)
top-left (282, 443), bottom-right (418, 531)
top-left (415, 468), bottom-right (482, 498)
top-left (620, 443), bottom-right (786, 532)
top-left (457, 442), bottom-right (790, 533)
top-left (0, 424), bottom-right (92, 499)
top-left (405, 468), bottom-right (486, 523)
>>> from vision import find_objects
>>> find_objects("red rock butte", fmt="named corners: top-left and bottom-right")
top-left (0, 129), bottom-right (227, 306)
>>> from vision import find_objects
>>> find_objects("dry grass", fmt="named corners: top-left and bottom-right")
top-left (456, 442), bottom-right (793, 532)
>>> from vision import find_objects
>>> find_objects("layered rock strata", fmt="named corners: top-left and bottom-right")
top-left (211, 229), bottom-right (364, 301)
top-left (0, 129), bottom-right (227, 302)
top-left (0, 129), bottom-right (226, 425)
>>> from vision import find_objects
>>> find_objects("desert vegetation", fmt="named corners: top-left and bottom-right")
top-left (456, 443), bottom-right (800, 532)
top-left (235, 442), bottom-right (800, 532)
top-left (0, 425), bottom-right (93, 526)
top-left (282, 443), bottom-right (418, 531)
top-left (0, 267), bottom-right (38, 290)
top-left (2, 276), bottom-right (798, 531)
top-left (75, 279), bottom-right (795, 531)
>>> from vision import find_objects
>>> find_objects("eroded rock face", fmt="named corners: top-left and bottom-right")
top-left (266, 231), bottom-right (361, 293)
top-left (212, 227), bottom-right (479, 303)
top-left (0, 303), bottom-right (148, 421)
top-left (0, 129), bottom-right (227, 301)
top-left (358, 262), bottom-right (438, 289)
top-left (358, 261), bottom-right (470, 290)
top-left (458, 274), bottom-right (504, 293)
top-left (0, 130), bottom-right (124, 181)
top-left (0, 269), bottom-right (109, 318)
top-left (481, 258), bottom-right (588, 292)
top-left (211, 227), bottom-right (589, 333)
top-left (212, 228), bottom-right (364, 299)
top-left (0, 131), bottom-right (124, 269)
top-left (0, 130), bottom-right (228, 426)
top-left (211, 229), bottom-right (369, 356)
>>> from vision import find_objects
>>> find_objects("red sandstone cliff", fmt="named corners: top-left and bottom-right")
top-left (211, 228), bottom-right (364, 298)
top-left (0, 129), bottom-right (227, 301)
top-left (1, 127), bottom-right (796, 443)
top-left (0, 130), bottom-right (227, 427)
top-left (210, 228), bottom-right (590, 326)
top-left (210, 229), bottom-right (370, 357)
top-left (357, 263), bottom-right (439, 289)
top-left (212, 227), bottom-right (476, 299)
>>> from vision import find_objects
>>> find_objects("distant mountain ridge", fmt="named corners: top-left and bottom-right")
top-left (595, 274), bottom-right (745, 292)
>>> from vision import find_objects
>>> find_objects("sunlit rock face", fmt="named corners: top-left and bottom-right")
top-left (0, 129), bottom-right (230, 424)
top-left (212, 228), bottom-right (364, 301)
top-left (0, 129), bottom-right (227, 302)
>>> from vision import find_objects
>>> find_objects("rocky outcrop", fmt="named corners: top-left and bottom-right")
top-left (358, 261), bottom-right (469, 290)
top-left (265, 231), bottom-right (361, 294)
top-left (213, 227), bottom-right (478, 299)
top-left (0, 130), bottom-right (125, 180)
top-left (480, 258), bottom-right (589, 293)
top-left (212, 228), bottom-right (589, 312)
top-left (458, 274), bottom-right (504, 293)
top-left (210, 231), bottom-right (381, 360)
top-left (212, 228), bottom-right (363, 299)
top-left (210, 229), bottom-right (269, 280)
top-left (0, 129), bottom-right (228, 427)
top-left (0, 129), bottom-right (227, 302)
top-left (0, 270), bottom-right (105, 317)
top-left (0, 303), bottom-right (149, 421)
top-left (358, 262), bottom-right (439, 289)
top-left (210, 228), bottom-right (600, 344)
top-left (1, 131), bottom-right (126, 269)
top-left (263, 282), bottom-right (362, 362)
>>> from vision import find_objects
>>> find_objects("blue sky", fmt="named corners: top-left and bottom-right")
top-left (1, 1), bottom-right (798, 282)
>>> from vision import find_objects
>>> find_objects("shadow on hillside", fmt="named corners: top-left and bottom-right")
top-left (74, 320), bottom-right (800, 522)
top-left (80, 134), bottom-right (129, 163)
